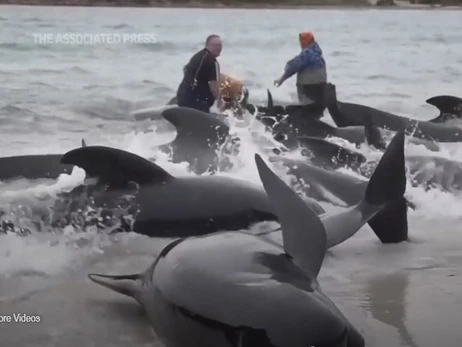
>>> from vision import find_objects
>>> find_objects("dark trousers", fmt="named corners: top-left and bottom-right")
top-left (176, 89), bottom-right (211, 114)
top-left (287, 82), bottom-right (327, 121)
top-left (297, 83), bottom-right (327, 109)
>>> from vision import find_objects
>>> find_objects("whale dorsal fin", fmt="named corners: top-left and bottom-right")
top-left (267, 89), bottom-right (277, 119)
top-left (61, 146), bottom-right (173, 187)
top-left (426, 95), bottom-right (462, 114)
top-left (81, 138), bottom-right (87, 147)
top-left (255, 154), bottom-right (327, 278)
top-left (160, 107), bottom-right (230, 151)
top-left (426, 95), bottom-right (462, 123)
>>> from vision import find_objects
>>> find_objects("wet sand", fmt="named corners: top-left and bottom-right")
top-left (1, 217), bottom-right (462, 347)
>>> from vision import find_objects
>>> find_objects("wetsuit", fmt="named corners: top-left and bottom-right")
top-left (176, 48), bottom-right (220, 113)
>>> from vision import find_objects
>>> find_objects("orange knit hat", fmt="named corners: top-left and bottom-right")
top-left (299, 31), bottom-right (314, 49)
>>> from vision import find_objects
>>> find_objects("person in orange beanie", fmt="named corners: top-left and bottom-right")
top-left (274, 31), bottom-right (328, 116)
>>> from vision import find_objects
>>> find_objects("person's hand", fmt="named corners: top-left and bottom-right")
top-left (274, 78), bottom-right (285, 87)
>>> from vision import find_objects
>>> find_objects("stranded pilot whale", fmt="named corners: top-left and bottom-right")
top-left (325, 83), bottom-right (462, 143)
top-left (288, 123), bottom-right (462, 195)
top-left (0, 138), bottom-right (87, 182)
top-left (88, 153), bottom-right (366, 347)
top-left (256, 90), bottom-right (438, 152)
top-left (61, 131), bottom-right (408, 244)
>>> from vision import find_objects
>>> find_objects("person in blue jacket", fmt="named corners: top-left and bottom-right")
top-left (274, 31), bottom-right (328, 114)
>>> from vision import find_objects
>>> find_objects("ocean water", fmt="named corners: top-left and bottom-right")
top-left (0, 5), bottom-right (462, 347)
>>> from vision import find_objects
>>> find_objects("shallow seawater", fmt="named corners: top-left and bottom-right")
top-left (0, 5), bottom-right (462, 347)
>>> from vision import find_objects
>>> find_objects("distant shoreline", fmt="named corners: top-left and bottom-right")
top-left (0, 0), bottom-right (461, 9)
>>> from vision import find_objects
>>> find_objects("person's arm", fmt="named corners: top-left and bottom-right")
top-left (274, 48), bottom-right (313, 87)
top-left (205, 58), bottom-right (220, 100)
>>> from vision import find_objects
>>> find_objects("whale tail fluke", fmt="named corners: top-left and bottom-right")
top-left (426, 95), bottom-right (462, 123)
top-left (166, 96), bottom-right (177, 105)
top-left (324, 82), bottom-right (338, 107)
top-left (61, 146), bottom-right (174, 187)
top-left (255, 153), bottom-right (327, 279)
top-left (323, 83), bottom-right (348, 128)
top-left (363, 130), bottom-right (408, 243)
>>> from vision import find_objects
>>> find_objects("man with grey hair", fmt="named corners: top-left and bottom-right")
top-left (176, 34), bottom-right (222, 113)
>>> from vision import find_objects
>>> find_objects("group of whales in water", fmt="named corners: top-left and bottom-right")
top-left (1, 83), bottom-right (462, 346)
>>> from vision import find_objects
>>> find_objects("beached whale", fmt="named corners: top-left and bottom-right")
top-left (285, 122), bottom-right (462, 196)
top-left (60, 129), bottom-right (408, 244)
top-left (87, 152), bottom-right (366, 347)
top-left (325, 83), bottom-right (462, 143)
top-left (254, 90), bottom-right (439, 152)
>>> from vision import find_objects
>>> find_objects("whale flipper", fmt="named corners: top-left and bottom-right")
top-left (427, 95), bottom-right (462, 123)
top-left (61, 146), bottom-right (174, 187)
top-left (298, 136), bottom-right (366, 170)
top-left (87, 273), bottom-right (143, 299)
top-left (255, 154), bottom-right (326, 278)
top-left (364, 117), bottom-right (387, 151)
top-left (88, 238), bottom-right (183, 301)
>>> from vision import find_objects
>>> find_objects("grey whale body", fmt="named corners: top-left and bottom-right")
top-left (60, 145), bottom-right (277, 237)
top-left (326, 83), bottom-right (462, 143)
top-left (295, 124), bottom-right (462, 195)
top-left (60, 130), bottom-right (408, 245)
top-left (253, 90), bottom-right (438, 153)
top-left (87, 152), bottom-right (366, 347)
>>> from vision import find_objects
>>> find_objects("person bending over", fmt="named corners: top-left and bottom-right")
top-left (176, 34), bottom-right (222, 113)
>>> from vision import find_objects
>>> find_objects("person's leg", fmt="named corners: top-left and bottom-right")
top-left (295, 83), bottom-right (327, 118)
top-left (298, 83), bottom-right (327, 106)
top-left (177, 90), bottom-right (210, 113)
top-left (193, 100), bottom-right (210, 113)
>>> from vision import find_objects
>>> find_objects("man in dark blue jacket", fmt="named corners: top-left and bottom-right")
top-left (176, 35), bottom-right (222, 113)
